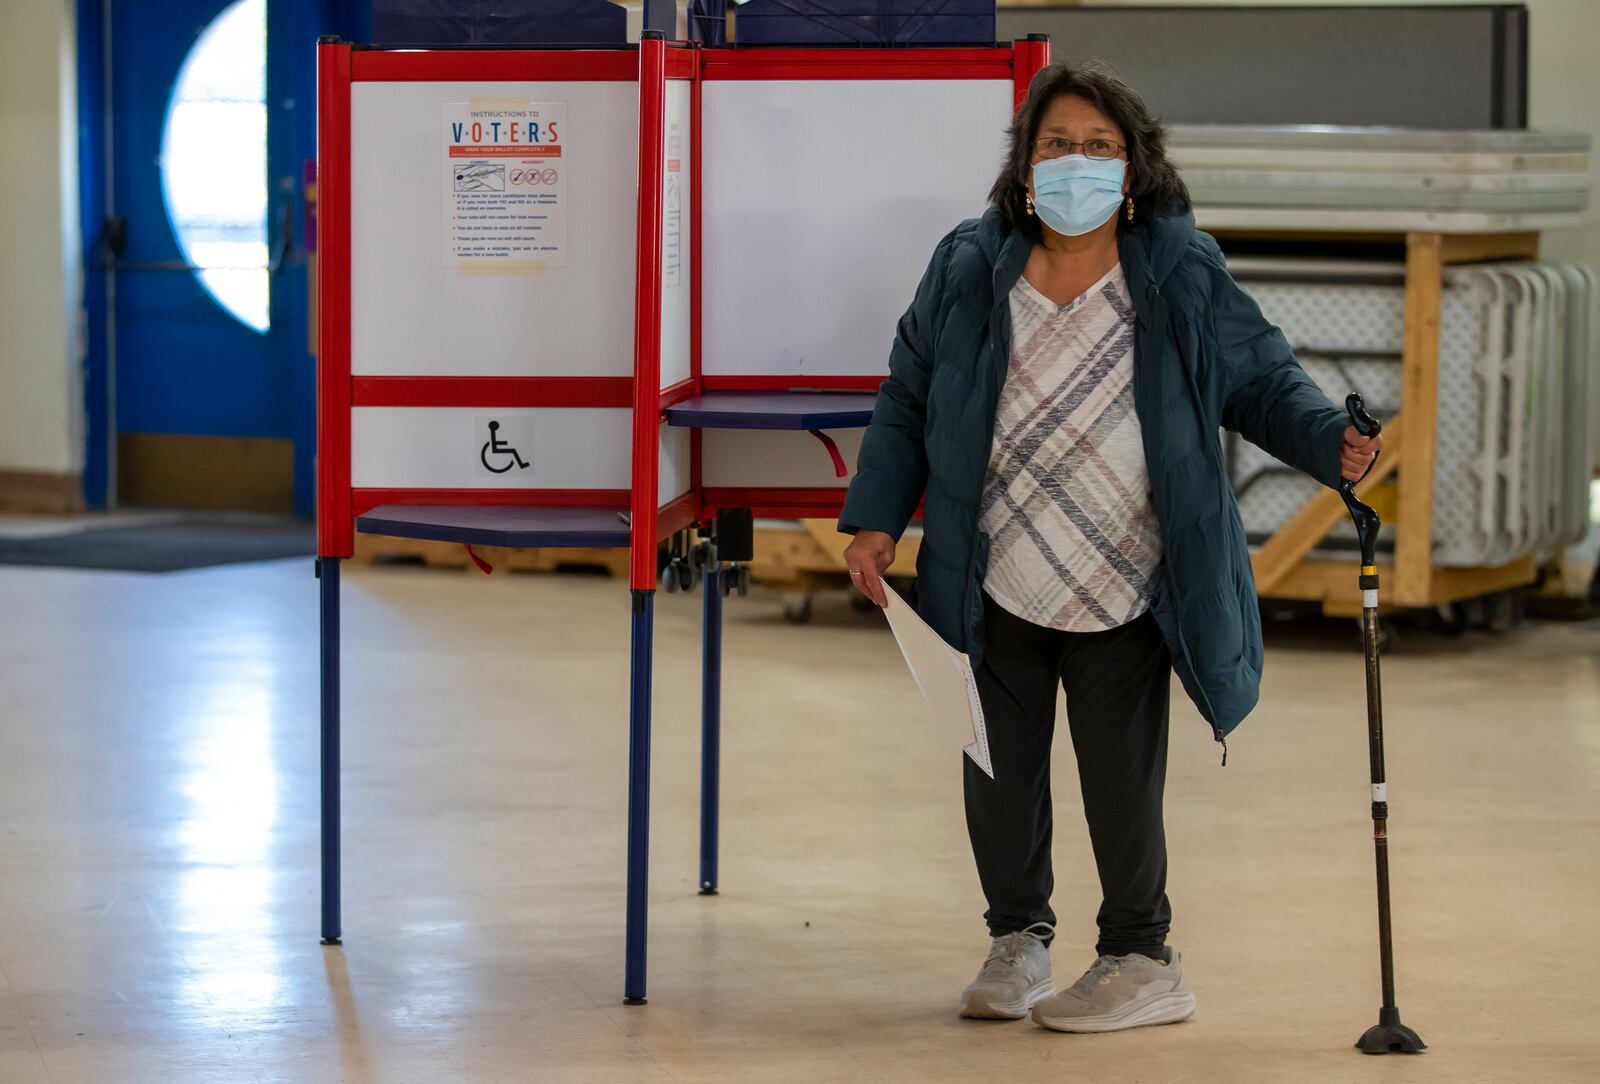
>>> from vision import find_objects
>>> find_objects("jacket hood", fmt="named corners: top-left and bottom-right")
top-left (1121, 204), bottom-right (1198, 287)
top-left (976, 203), bottom-right (1198, 289)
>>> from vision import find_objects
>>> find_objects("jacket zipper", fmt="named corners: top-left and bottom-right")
top-left (969, 261), bottom-right (1017, 654)
top-left (1161, 562), bottom-right (1230, 766)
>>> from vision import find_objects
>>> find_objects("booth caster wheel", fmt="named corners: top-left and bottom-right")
top-left (660, 560), bottom-right (694, 593)
top-left (1435, 603), bottom-right (1469, 637)
top-left (1450, 590), bottom-right (1524, 634)
top-left (1483, 588), bottom-right (1523, 633)
top-left (718, 565), bottom-right (751, 598)
top-left (782, 594), bottom-right (814, 625)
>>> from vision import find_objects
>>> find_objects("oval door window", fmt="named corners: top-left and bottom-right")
top-left (160, 0), bottom-right (269, 332)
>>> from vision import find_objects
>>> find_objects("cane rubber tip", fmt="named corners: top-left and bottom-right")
top-left (624, 996), bottom-right (648, 1006)
top-left (321, 937), bottom-right (342, 946)
top-left (698, 885), bottom-right (718, 896)
top-left (1355, 1013), bottom-right (1426, 1055)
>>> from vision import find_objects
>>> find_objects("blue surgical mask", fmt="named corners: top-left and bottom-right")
top-left (1031, 155), bottom-right (1126, 237)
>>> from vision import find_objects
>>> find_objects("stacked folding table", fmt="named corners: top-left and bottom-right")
top-left (1182, 124), bottom-right (1595, 612)
top-left (1228, 257), bottom-right (1595, 568)
top-left (1175, 124), bottom-right (1590, 233)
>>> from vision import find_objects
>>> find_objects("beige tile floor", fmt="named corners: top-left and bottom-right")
top-left (0, 559), bottom-right (1597, 1083)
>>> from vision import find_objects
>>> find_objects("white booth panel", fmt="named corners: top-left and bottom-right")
top-left (658, 425), bottom-right (692, 504)
top-left (701, 428), bottom-right (866, 487)
top-left (660, 80), bottom-right (693, 390)
top-left (702, 79), bottom-right (1011, 377)
top-left (351, 407), bottom-right (632, 489)
top-left (352, 81), bottom-right (639, 377)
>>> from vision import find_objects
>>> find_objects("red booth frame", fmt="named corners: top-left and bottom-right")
top-left (315, 34), bottom-right (1050, 1004)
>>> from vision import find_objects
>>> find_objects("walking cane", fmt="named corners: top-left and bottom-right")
top-left (1338, 392), bottom-right (1426, 1055)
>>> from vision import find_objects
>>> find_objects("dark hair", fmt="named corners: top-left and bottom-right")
top-left (990, 62), bottom-right (1190, 241)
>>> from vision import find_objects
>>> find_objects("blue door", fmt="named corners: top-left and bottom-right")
top-left (82, 0), bottom-right (362, 515)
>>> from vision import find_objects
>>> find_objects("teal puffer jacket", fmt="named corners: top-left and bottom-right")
top-left (839, 205), bottom-right (1348, 744)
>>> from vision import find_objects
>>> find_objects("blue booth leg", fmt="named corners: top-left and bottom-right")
top-left (318, 558), bottom-right (343, 946)
top-left (699, 564), bottom-right (722, 895)
top-left (624, 589), bottom-right (655, 1004)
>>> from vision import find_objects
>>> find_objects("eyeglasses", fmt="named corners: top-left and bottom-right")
top-left (1032, 137), bottom-right (1127, 161)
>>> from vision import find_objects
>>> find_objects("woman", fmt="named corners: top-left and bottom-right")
top-left (838, 65), bottom-right (1380, 1034)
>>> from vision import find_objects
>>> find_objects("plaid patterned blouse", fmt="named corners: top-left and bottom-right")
top-left (979, 262), bottom-right (1163, 632)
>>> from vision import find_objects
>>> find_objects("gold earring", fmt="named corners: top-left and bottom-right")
top-left (1126, 195), bottom-right (1135, 222)
top-left (1026, 191), bottom-right (1035, 217)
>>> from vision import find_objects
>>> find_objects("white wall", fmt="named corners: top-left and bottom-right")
top-left (0, 0), bottom-right (81, 479)
top-left (1088, 0), bottom-right (1600, 270)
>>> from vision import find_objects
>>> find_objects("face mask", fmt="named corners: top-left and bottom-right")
top-left (1031, 155), bottom-right (1126, 237)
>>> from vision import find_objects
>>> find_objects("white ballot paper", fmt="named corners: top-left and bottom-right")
top-left (882, 589), bottom-right (993, 778)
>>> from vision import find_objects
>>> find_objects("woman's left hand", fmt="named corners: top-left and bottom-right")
top-left (1340, 426), bottom-right (1383, 482)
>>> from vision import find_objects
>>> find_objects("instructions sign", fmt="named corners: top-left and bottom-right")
top-left (445, 101), bottom-right (567, 269)
top-left (664, 117), bottom-right (683, 287)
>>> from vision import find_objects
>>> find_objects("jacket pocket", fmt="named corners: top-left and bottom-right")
top-left (1236, 558), bottom-right (1264, 680)
top-left (1177, 573), bottom-right (1247, 679)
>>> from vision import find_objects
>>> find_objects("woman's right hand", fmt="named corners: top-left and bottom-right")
top-left (843, 530), bottom-right (896, 607)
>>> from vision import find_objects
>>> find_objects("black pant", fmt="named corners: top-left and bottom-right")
top-left (964, 593), bottom-right (1172, 960)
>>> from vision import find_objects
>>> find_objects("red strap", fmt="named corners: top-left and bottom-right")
top-left (808, 429), bottom-right (847, 478)
top-left (464, 544), bottom-right (493, 575)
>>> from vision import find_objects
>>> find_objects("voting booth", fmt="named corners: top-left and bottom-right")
top-left (316, 31), bottom-right (1049, 1002)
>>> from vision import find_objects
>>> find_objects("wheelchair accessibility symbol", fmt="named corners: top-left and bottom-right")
top-left (480, 420), bottom-right (530, 474)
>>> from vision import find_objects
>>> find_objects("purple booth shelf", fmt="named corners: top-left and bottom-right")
top-left (663, 392), bottom-right (876, 431)
top-left (356, 504), bottom-right (631, 549)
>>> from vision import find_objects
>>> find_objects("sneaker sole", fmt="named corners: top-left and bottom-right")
top-left (960, 979), bottom-right (1056, 1020)
top-left (1031, 988), bottom-right (1197, 1033)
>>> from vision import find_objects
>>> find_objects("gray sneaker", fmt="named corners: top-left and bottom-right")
top-left (958, 922), bottom-right (1056, 1019)
top-left (1030, 950), bottom-right (1196, 1033)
